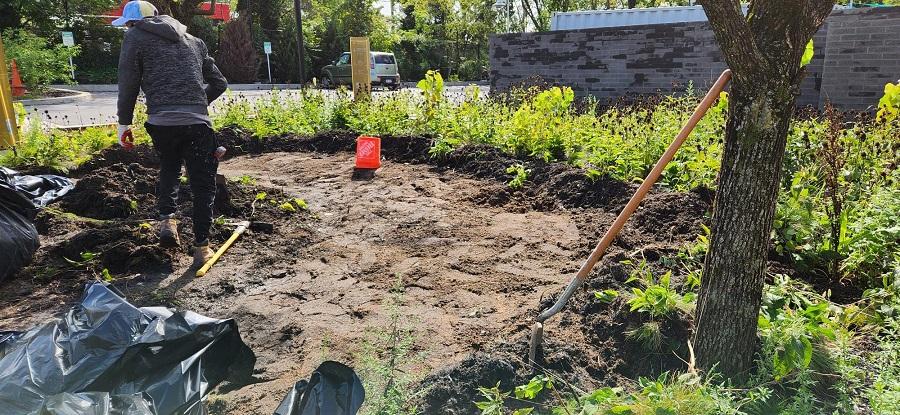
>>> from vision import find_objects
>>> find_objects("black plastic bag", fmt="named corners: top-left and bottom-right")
top-left (0, 166), bottom-right (72, 282)
top-left (274, 361), bottom-right (366, 415)
top-left (0, 167), bottom-right (74, 208)
top-left (0, 283), bottom-right (256, 415)
top-left (0, 179), bottom-right (39, 282)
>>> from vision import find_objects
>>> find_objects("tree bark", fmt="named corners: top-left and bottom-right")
top-left (693, 0), bottom-right (835, 379)
top-left (694, 80), bottom-right (796, 378)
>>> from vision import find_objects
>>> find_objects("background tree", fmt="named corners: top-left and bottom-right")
top-left (147, 0), bottom-right (221, 29)
top-left (693, 0), bottom-right (836, 379)
top-left (217, 16), bottom-right (260, 82)
top-left (0, 0), bottom-right (119, 36)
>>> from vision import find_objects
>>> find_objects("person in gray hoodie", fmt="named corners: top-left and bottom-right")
top-left (114, 1), bottom-right (228, 267)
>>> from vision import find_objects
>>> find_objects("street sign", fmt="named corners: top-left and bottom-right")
top-left (61, 31), bottom-right (75, 47)
top-left (61, 32), bottom-right (76, 79)
top-left (263, 42), bottom-right (273, 83)
top-left (350, 37), bottom-right (371, 100)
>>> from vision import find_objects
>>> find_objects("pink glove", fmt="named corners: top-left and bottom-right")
top-left (117, 125), bottom-right (134, 150)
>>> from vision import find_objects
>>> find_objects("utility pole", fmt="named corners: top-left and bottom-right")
top-left (293, 0), bottom-right (306, 86)
top-left (63, 0), bottom-right (71, 29)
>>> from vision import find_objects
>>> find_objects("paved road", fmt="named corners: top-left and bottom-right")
top-left (23, 85), bottom-right (484, 128)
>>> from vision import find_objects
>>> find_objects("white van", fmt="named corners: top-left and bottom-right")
top-left (322, 52), bottom-right (401, 90)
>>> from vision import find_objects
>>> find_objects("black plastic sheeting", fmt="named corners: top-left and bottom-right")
top-left (0, 167), bottom-right (74, 208)
top-left (0, 177), bottom-right (39, 283)
top-left (0, 167), bottom-right (73, 282)
top-left (0, 283), bottom-right (256, 415)
top-left (274, 361), bottom-right (365, 415)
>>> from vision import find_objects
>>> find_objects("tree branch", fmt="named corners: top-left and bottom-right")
top-left (747, 0), bottom-right (835, 75)
top-left (698, 0), bottom-right (766, 83)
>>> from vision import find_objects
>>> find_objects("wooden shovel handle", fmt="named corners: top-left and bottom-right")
top-left (536, 69), bottom-right (732, 322)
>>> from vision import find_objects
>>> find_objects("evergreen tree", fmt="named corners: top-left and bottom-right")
top-left (217, 16), bottom-right (260, 83)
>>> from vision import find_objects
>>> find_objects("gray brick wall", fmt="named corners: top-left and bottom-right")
top-left (489, 7), bottom-right (900, 111)
top-left (819, 8), bottom-right (900, 109)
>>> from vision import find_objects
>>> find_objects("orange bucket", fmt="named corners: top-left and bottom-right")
top-left (355, 135), bottom-right (381, 169)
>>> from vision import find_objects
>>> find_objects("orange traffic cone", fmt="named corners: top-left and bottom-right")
top-left (10, 59), bottom-right (26, 97)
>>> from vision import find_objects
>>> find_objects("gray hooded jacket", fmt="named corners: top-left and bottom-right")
top-left (117, 15), bottom-right (228, 126)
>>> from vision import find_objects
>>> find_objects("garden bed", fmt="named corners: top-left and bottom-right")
top-left (3, 78), bottom-right (897, 411)
top-left (0, 129), bottom-right (723, 413)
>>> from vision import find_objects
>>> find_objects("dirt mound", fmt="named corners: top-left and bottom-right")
top-left (578, 297), bottom-right (691, 379)
top-left (73, 145), bottom-right (160, 173)
top-left (418, 339), bottom-right (597, 415)
top-left (436, 144), bottom-right (637, 211)
top-left (6, 145), bottom-right (309, 318)
top-left (62, 162), bottom-right (159, 220)
top-left (632, 191), bottom-right (709, 238)
top-left (218, 128), bottom-right (434, 165)
top-left (46, 224), bottom-right (173, 276)
top-left (217, 128), bottom-right (358, 156)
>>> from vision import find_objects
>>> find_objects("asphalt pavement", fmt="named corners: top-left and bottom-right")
top-left (23, 85), bottom-right (484, 128)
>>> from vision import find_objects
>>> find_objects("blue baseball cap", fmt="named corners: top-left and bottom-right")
top-left (111, 1), bottom-right (159, 26)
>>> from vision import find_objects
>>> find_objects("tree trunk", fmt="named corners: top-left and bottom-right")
top-left (693, 80), bottom-right (796, 378)
top-left (694, 0), bottom-right (835, 379)
top-left (627, 0), bottom-right (636, 8)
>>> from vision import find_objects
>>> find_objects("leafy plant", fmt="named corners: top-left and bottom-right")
top-left (876, 80), bottom-right (899, 122)
top-left (2, 28), bottom-right (78, 91)
top-left (505, 164), bottom-right (529, 189)
top-left (417, 70), bottom-right (444, 123)
top-left (594, 289), bottom-right (619, 304)
top-left (624, 261), bottom-right (695, 318)
top-left (758, 276), bottom-right (838, 380)
top-left (232, 174), bottom-right (257, 186)
top-left (475, 382), bottom-right (510, 415)
top-left (514, 375), bottom-right (553, 400)
top-left (278, 202), bottom-right (296, 212)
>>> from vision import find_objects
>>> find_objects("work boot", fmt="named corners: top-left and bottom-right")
top-left (193, 244), bottom-right (214, 268)
top-left (158, 218), bottom-right (180, 247)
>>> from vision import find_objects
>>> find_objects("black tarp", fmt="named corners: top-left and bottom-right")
top-left (0, 167), bottom-right (73, 282)
top-left (0, 178), bottom-right (39, 282)
top-left (274, 361), bottom-right (365, 415)
top-left (0, 167), bottom-right (74, 208)
top-left (0, 283), bottom-right (256, 415)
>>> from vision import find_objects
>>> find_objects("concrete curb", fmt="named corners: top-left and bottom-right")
top-left (15, 88), bottom-right (92, 106)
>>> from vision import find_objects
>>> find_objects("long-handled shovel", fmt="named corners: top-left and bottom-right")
top-left (196, 220), bottom-right (250, 277)
top-left (528, 69), bottom-right (733, 365)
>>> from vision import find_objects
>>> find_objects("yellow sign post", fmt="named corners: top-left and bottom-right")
top-left (349, 37), bottom-right (371, 101)
top-left (0, 33), bottom-right (19, 149)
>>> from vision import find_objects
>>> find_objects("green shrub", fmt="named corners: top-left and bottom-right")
top-left (0, 120), bottom-right (116, 172)
top-left (2, 28), bottom-right (78, 91)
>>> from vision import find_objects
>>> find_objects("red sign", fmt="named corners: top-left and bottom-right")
top-left (105, 1), bottom-right (231, 24)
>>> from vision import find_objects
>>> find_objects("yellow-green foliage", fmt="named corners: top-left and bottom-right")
top-left (0, 121), bottom-right (116, 172)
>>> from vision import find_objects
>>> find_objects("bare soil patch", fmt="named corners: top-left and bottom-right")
top-left (0, 132), bottom-right (712, 414)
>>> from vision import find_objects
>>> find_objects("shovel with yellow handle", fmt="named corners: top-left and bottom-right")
top-left (196, 220), bottom-right (250, 277)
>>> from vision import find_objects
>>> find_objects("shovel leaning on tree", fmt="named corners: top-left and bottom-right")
top-left (528, 69), bottom-right (734, 365)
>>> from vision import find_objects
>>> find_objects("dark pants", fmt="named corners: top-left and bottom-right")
top-left (146, 123), bottom-right (218, 246)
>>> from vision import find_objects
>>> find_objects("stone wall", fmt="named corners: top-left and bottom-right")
top-left (489, 7), bottom-right (900, 110)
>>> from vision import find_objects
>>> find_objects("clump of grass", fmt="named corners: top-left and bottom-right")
top-left (356, 276), bottom-right (425, 415)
